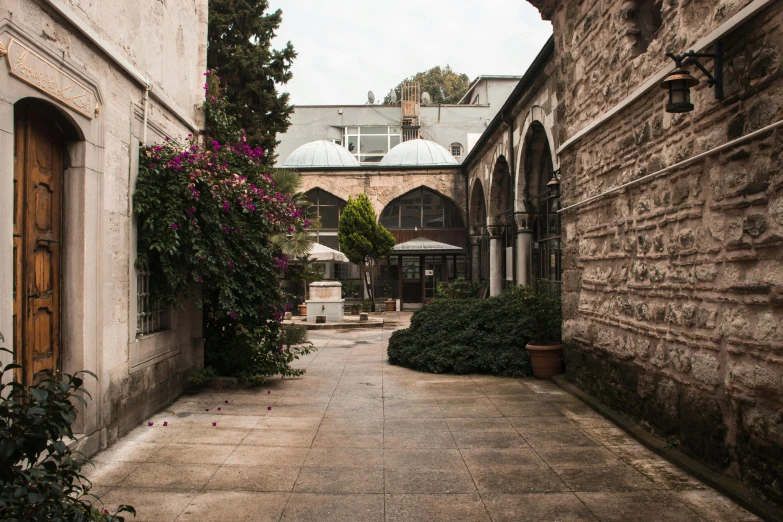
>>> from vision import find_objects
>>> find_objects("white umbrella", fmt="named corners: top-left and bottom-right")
top-left (307, 242), bottom-right (350, 263)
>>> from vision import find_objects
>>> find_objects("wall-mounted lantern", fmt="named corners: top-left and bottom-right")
top-left (660, 42), bottom-right (723, 114)
top-left (547, 169), bottom-right (561, 199)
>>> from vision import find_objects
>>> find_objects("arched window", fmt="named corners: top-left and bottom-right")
top-left (450, 143), bottom-right (463, 158)
top-left (380, 187), bottom-right (464, 230)
top-left (630, 0), bottom-right (663, 55)
top-left (304, 188), bottom-right (346, 251)
top-left (524, 124), bottom-right (561, 282)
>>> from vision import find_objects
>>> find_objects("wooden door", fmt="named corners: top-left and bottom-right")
top-left (13, 102), bottom-right (63, 385)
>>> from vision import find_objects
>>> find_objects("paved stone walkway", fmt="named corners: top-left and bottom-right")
top-left (89, 313), bottom-right (760, 521)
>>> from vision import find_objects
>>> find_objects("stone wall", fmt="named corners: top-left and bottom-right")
top-left (0, 0), bottom-right (206, 455)
top-left (298, 167), bottom-right (467, 221)
top-left (532, 0), bottom-right (783, 504)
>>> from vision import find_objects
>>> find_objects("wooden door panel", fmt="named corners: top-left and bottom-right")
top-left (12, 106), bottom-right (24, 383)
top-left (15, 102), bottom-right (63, 385)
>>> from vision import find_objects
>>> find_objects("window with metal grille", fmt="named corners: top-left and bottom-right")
top-left (136, 260), bottom-right (167, 336)
top-left (450, 143), bottom-right (463, 157)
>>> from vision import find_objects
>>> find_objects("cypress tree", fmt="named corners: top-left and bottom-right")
top-left (207, 0), bottom-right (296, 164)
top-left (338, 194), bottom-right (395, 310)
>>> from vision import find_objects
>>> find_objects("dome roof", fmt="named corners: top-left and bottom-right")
top-left (379, 139), bottom-right (458, 167)
top-left (282, 140), bottom-right (360, 168)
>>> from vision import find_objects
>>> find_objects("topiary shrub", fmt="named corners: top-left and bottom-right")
top-left (388, 287), bottom-right (535, 377)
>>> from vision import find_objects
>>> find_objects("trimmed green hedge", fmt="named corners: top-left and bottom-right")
top-left (387, 289), bottom-right (534, 377)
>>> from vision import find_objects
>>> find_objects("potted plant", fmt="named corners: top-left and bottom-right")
top-left (296, 294), bottom-right (306, 316)
top-left (384, 281), bottom-right (396, 311)
top-left (524, 282), bottom-right (563, 379)
top-left (350, 303), bottom-right (361, 315)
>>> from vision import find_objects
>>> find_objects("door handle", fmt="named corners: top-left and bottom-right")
top-left (36, 237), bottom-right (58, 244)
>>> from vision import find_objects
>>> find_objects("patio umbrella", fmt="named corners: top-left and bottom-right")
top-left (307, 242), bottom-right (350, 263)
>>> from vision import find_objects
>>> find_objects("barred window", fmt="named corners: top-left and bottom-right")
top-left (136, 260), bottom-right (167, 336)
top-left (450, 143), bottom-right (463, 157)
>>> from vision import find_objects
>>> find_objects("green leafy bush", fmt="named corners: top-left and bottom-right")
top-left (435, 277), bottom-right (483, 299)
top-left (187, 366), bottom-right (217, 390)
top-left (362, 299), bottom-right (373, 312)
top-left (388, 286), bottom-right (552, 377)
top-left (0, 339), bottom-right (133, 521)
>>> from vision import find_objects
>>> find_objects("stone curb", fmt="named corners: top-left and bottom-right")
top-left (552, 375), bottom-right (783, 522)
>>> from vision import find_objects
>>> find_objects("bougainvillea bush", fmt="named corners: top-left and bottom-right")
top-left (133, 73), bottom-right (312, 383)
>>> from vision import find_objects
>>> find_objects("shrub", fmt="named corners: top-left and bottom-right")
top-left (187, 366), bottom-right (217, 390)
top-left (362, 299), bottom-right (373, 313)
top-left (0, 341), bottom-right (134, 521)
top-left (435, 277), bottom-right (483, 299)
top-left (387, 287), bottom-right (539, 377)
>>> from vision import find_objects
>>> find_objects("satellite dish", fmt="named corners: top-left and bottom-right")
top-left (367, 91), bottom-right (375, 104)
top-left (421, 91), bottom-right (431, 105)
top-left (389, 89), bottom-right (397, 104)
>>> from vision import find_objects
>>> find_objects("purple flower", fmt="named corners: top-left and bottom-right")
top-left (229, 262), bottom-right (235, 270)
top-left (206, 408), bottom-right (210, 412)
top-left (188, 206), bottom-right (196, 216)
top-left (212, 421), bottom-right (217, 426)
top-left (267, 406), bottom-right (272, 411)
top-left (217, 407), bottom-right (221, 411)
top-left (267, 390), bottom-right (270, 394)
top-left (163, 421), bottom-right (168, 427)
top-left (229, 311), bottom-right (237, 319)
top-left (223, 201), bottom-right (230, 212)
top-left (225, 400), bottom-right (229, 404)
top-left (171, 222), bottom-right (179, 229)
top-left (148, 421), bottom-right (154, 426)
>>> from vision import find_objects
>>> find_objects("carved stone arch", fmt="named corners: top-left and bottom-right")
top-left (468, 177), bottom-right (487, 228)
top-left (299, 175), bottom-right (355, 207)
top-left (379, 185), bottom-right (467, 227)
top-left (488, 155), bottom-right (513, 226)
top-left (515, 105), bottom-right (558, 211)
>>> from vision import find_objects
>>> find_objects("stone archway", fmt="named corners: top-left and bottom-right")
top-left (468, 179), bottom-right (487, 283)
top-left (487, 156), bottom-right (513, 295)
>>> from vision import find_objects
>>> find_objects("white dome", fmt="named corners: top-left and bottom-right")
top-left (283, 140), bottom-right (360, 168)
top-left (379, 139), bottom-right (458, 167)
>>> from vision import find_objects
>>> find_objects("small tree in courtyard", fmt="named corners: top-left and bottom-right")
top-left (338, 194), bottom-right (395, 311)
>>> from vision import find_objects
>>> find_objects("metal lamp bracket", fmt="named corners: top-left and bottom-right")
top-left (666, 41), bottom-right (724, 100)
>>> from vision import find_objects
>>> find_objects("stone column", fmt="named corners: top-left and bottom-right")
top-left (468, 229), bottom-right (483, 284)
top-left (487, 225), bottom-right (504, 297)
top-left (514, 212), bottom-right (533, 286)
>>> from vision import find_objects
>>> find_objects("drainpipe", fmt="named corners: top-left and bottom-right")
top-left (141, 86), bottom-right (150, 146)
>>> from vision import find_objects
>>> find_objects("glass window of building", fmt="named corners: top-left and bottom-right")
top-left (450, 143), bottom-right (463, 157)
top-left (343, 126), bottom-right (402, 164)
top-left (305, 189), bottom-right (347, 249)
top-left (380, 187), bottom-right (464, 229)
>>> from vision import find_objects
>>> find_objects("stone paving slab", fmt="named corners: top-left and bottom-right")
top-left (87, 312), bottom-right (762, 521)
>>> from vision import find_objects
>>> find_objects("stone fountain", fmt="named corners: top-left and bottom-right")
top-left (307, 281), bottom-right (344, 323)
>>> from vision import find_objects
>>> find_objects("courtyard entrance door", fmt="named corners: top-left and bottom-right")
top-left (13, 101), bottom-right (64, 386)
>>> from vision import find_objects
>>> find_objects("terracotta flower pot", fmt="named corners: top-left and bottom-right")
top-left (385, 300), bottom-right (395, 311)
top-left (297, 303), bottom-right (307, 316)
top-left (526, 343), bottom-right (563, 379)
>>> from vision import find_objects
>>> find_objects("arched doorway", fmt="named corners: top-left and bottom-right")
top-left (468, 179), bottom-right (488, 284)
top-left (12, 100), bottom-right (71, 385)
top-left (523, 122), bottom-right (561, 283)
top-left (379, 187), bottom-right (467, 305)
top-left (488, 156), bottom-right (514, 295)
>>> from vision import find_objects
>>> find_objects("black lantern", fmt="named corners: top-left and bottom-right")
top-left (547, 171), bottom-right (560, 199)
top-left (660, 68), bottom-right (699, 113)
top-left (660, 42), bottom-right (723, 114)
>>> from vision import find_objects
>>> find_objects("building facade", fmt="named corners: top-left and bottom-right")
top-left (276, 76), bottom-right (523, 167)
top-left (0, 0), bottom-right (206, 456)
top-left (460, 0), bottom-right (783, 507)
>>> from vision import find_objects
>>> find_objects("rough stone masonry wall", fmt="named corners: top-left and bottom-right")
top-left (546, 0), bottom-right (783, 505)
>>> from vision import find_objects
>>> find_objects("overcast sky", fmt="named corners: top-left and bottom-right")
top-left (268, 1), bottom-right (552, 106)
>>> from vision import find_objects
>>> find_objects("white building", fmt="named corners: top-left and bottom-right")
top-left (0, 0), bottom-right (207, 455)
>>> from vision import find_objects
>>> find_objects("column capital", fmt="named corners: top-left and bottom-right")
top-left (514, 211), bottom-right (534, 232)
top-left (486, 225), bottom-right (504, 238)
